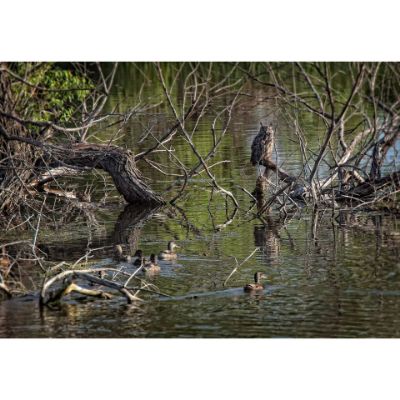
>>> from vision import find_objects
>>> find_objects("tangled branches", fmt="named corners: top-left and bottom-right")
top-left (244, 62), bottom-right (400, 214)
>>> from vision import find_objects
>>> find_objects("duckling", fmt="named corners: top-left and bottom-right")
top-left (143, 254), bottom-right (160, 273)
top-left (158, 241), bottom-right (180, 260)
top-left (114, 245), bottom-right (132, 263)
top-left (133, 249), bottom-right (146, 266)
top-left (243, 272), bottom-right (267, 292)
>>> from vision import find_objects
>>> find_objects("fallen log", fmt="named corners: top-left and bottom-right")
top-left (1, 122), bottom-right (164, 206)
top-left (52, 143), bottom-right (164, 204)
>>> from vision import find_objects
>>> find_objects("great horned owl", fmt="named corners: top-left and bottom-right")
top-left (250, 123), bottom-right (275, 166)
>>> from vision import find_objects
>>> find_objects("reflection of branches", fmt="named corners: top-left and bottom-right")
top-left (169, 205), bottom-right (203, 236)
top-left (113, 204), bottom-right (160, 253)
top-left (152, 62), bottom-right (242, 208)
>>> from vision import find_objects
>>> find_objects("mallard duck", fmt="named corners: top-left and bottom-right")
top-left (133, 249), bottom-right (145, 266)
top-left (114, 245), bottom-right (132, 262)
top-left (243, 272), bottom-right (267, 292)
top-left (158, 241), bottom-right (180, 260)
top-left (143, 254), bottom-right (160, 273)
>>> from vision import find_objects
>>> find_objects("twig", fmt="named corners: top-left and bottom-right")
top-left (223, 248), bottom-right (259, 287)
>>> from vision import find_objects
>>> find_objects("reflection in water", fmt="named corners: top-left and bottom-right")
top-left (254, 216), bottom-right (281, 267)
top-left (1, 208), bottom-right (399, 338)
top-left (37, 204), bottom-right (160, 262)
top-left (113, 204), bottom-right (161, 254)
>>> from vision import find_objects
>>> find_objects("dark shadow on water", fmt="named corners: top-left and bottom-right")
top-left (112, 203), bottom-right (162, 254)
top-left (37, 203), bottom-right (161, 261)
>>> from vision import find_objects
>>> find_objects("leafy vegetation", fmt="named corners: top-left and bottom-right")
top-left (11, 62), bottom-right (93, 123)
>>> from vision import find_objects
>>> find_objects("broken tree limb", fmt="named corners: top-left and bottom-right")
top-left (1, 121), bottom-right (163, 205)
top-left (250, 124), bottom-right (307, 206)
top-left (335, 171), bottom-right (400, 200)
top-left (50, 143), bottom-right (164, 205)
top-left (40, 267), bottom-right (141, 305)
top-left (27, 166), bottom-right (86, 189)
top-left (260, 159), bottom-right (297, 184)
top-left (50, 282), bottom-right (113, 302)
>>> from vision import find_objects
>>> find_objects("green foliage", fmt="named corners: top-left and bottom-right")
top-left (12, 62), bottom-right (93, 123)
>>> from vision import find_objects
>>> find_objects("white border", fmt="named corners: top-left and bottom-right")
top-left (1, 339), bottom-right (400, 399)
top-left (2, 0), bottom-right (400, 61)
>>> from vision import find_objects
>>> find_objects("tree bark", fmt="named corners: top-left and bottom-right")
top-left (44, 143), bottom-right (164, 205)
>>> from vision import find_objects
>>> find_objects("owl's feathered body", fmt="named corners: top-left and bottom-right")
top-left (250, 124), bottom-right (275, 166)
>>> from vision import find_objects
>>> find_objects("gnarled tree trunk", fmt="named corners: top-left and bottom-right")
top-left (50, 143), bottom-right (163, 204)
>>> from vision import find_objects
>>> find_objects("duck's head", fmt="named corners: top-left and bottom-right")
top-left (168, 241), bottom-right (180, 251)
top-left (134, 249), bottom-right (143, 258)
top-left (149, 254), bottom-right (157, 263)
top-left (254, 272), bottom-right (267, 283)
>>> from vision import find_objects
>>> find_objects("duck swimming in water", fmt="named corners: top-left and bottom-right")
top-left (243, 272), bottom-right (267, 292)
top-left (158, 241), bottom-right (179, 260)
top-left (114, 245), bottom-right (132, 263)
top-left (133, 249), bottom-right (145, 266)
top-left (143, 254), bottom-right (160, 273)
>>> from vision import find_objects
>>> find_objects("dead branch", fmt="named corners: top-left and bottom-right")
top-left (245, 63), bottom-right (400, 213)
top-left (223, 248), bottom-right (259, 287)
top-left (40, 267), bottom-right (142, 305)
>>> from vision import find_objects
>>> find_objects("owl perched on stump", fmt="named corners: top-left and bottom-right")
top-left (250, 123), bottom-right (275, 166)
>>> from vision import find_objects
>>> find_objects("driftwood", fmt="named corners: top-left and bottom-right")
top-left (39, 257), bottom-right (170, 306)
top-left (40, 268), bottom-right (141, 305)
top-left (49, 281), bottom-right (113, 302)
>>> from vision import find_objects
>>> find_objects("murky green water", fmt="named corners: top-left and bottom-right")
top-left (1, 63), bottom-right (400, 338)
